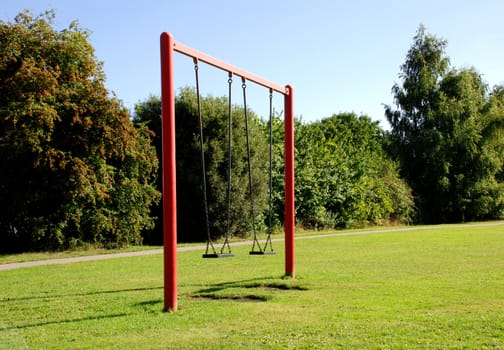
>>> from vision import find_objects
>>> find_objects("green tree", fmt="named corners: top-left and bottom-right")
top-left (293, 113), bottom-right (414, 229)
top-left (385, 25), bottom-right (503, 223)
top-left (132, 95), bottom-right (164, 244)
top-left (0, 10), bottom-right (160, 252)
top-left (133, 88), bottom-right (269, 243)
top-left (258, 112), bottom-right (287, 229)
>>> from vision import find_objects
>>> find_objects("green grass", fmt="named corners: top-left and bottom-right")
top-left (0, 245), bottom-right (162, 265)
top-left (1, 223), bottom-right (503, 349)
top-left (0, 227), bottom-right (376, 265)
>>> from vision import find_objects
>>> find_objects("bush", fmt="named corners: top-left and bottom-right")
top-left (0, 11), bottom-right (160, 252)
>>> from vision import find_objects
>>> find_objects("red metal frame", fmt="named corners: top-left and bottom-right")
top-left (160, 32), bottom-right (295, 312)
top-left (160, 33), bottom-right (178, 312)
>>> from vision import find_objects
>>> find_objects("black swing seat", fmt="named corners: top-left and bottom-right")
top-left (249, 250), bottom-right (276, 255)
top-left (202, 253), bottom-right (234, 258)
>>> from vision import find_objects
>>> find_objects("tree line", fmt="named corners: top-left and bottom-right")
top-left (0, 11), bottom-right (502, 252)
top-left (385, 25), bottom-right (503, 223)
top-left (132, 92), bottom-right (414, 243)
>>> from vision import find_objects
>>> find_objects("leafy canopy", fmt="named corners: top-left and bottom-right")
top-left (133, 89), bottom-right (269, 243)
top-left (294, 113), bottom-right (414, 229)
top-left (385, 25), bottom-right (503, 223)
top-left (0, 10), bottom-right (160, 252)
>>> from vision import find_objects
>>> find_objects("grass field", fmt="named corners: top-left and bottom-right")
top-left (1, 223), bottom-right (503, 349)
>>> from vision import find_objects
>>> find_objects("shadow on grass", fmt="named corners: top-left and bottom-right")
top-left (1, 288), bottom-right (166, 331)
top-left (134, 299), bottom-right (163, 307)
top-left (0, 313), bottom-right (130, 331)
top-left (0, 286), bottom-right (163, 303)
top-left (191, 294), bottom-right (269, 302)
top-left (191, 276), bottom-right (308, 303)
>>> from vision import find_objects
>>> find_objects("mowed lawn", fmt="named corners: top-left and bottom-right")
top-left (1, 223), bottom-right (503, 349)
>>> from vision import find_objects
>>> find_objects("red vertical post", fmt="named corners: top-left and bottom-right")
top-left (284, 85), bottom-right (295, 278)
top-left (160, 32), bottom-right (178, 311)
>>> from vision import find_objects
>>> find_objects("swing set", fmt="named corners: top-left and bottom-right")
top-left (160, 32), bottom-right (295, 311)
top-left (198, 65), bottom-right (275, 258)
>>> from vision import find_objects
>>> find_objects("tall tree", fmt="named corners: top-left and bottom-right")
top-left (0, 10), bottom-right (160, 251)
top-left (294, 113), bottom-right (414, 229)
top-left (385, 25), bottom-right (503, 223)
top-left (133, 89), bottom-right (269, 243)
top-left (132, 95), bottom-right (164, 244)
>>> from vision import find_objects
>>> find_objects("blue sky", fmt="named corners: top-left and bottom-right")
top-left (2, 0), bottom-right (503, 129)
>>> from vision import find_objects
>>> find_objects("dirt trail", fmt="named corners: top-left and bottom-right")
top-left (1, 221), bottom-right (502, 271)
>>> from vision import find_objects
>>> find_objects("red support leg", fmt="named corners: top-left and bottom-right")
top-left (160, 32), bottom-right (178, 311)
top-left (284, 85), bottom-right (295, 278)
top-left (160, 33), bottom-right (294, 310)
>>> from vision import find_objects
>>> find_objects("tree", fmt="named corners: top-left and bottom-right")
top-left (132, 95), bottom-right (164, 244)
top-left (385, 25), bottom-right (503, 223)
top-left (0, 10), bottom-right (160, 252)
top-left (293, 113), bottom-right (414, 229)
top-left (133, 88), bottom-right (269, 243)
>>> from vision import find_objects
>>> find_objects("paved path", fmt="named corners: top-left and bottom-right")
top-left (1, 221), bottom-right (502, 271)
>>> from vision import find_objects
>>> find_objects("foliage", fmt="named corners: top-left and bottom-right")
top-left (385, 25), bottom-right (504, 223)
top-left (133, 89), bottom-right (269, 243)
top-left (292, 113), bottom-right (414, 229)
top-left (132, 95), bottom-right (164, 244)
top-left (257, 111), bottom-right (289, 229)
top-left (136, 92), bottom-right (414, 236)
top-left (0, 10), bottom-right (160, 252)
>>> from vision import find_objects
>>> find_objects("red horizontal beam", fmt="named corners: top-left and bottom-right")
top-left (172, 39), bottom-right (289, 95)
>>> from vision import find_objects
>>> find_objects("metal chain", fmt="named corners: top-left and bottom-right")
top-left (242, 79), bottom-right (261, 253)
top-left (194, 60), bottom-right (216, 256)
top-left (263, 89), bottom-right (275, 252)
top-left (221, 72), bottom-right (233, 254)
